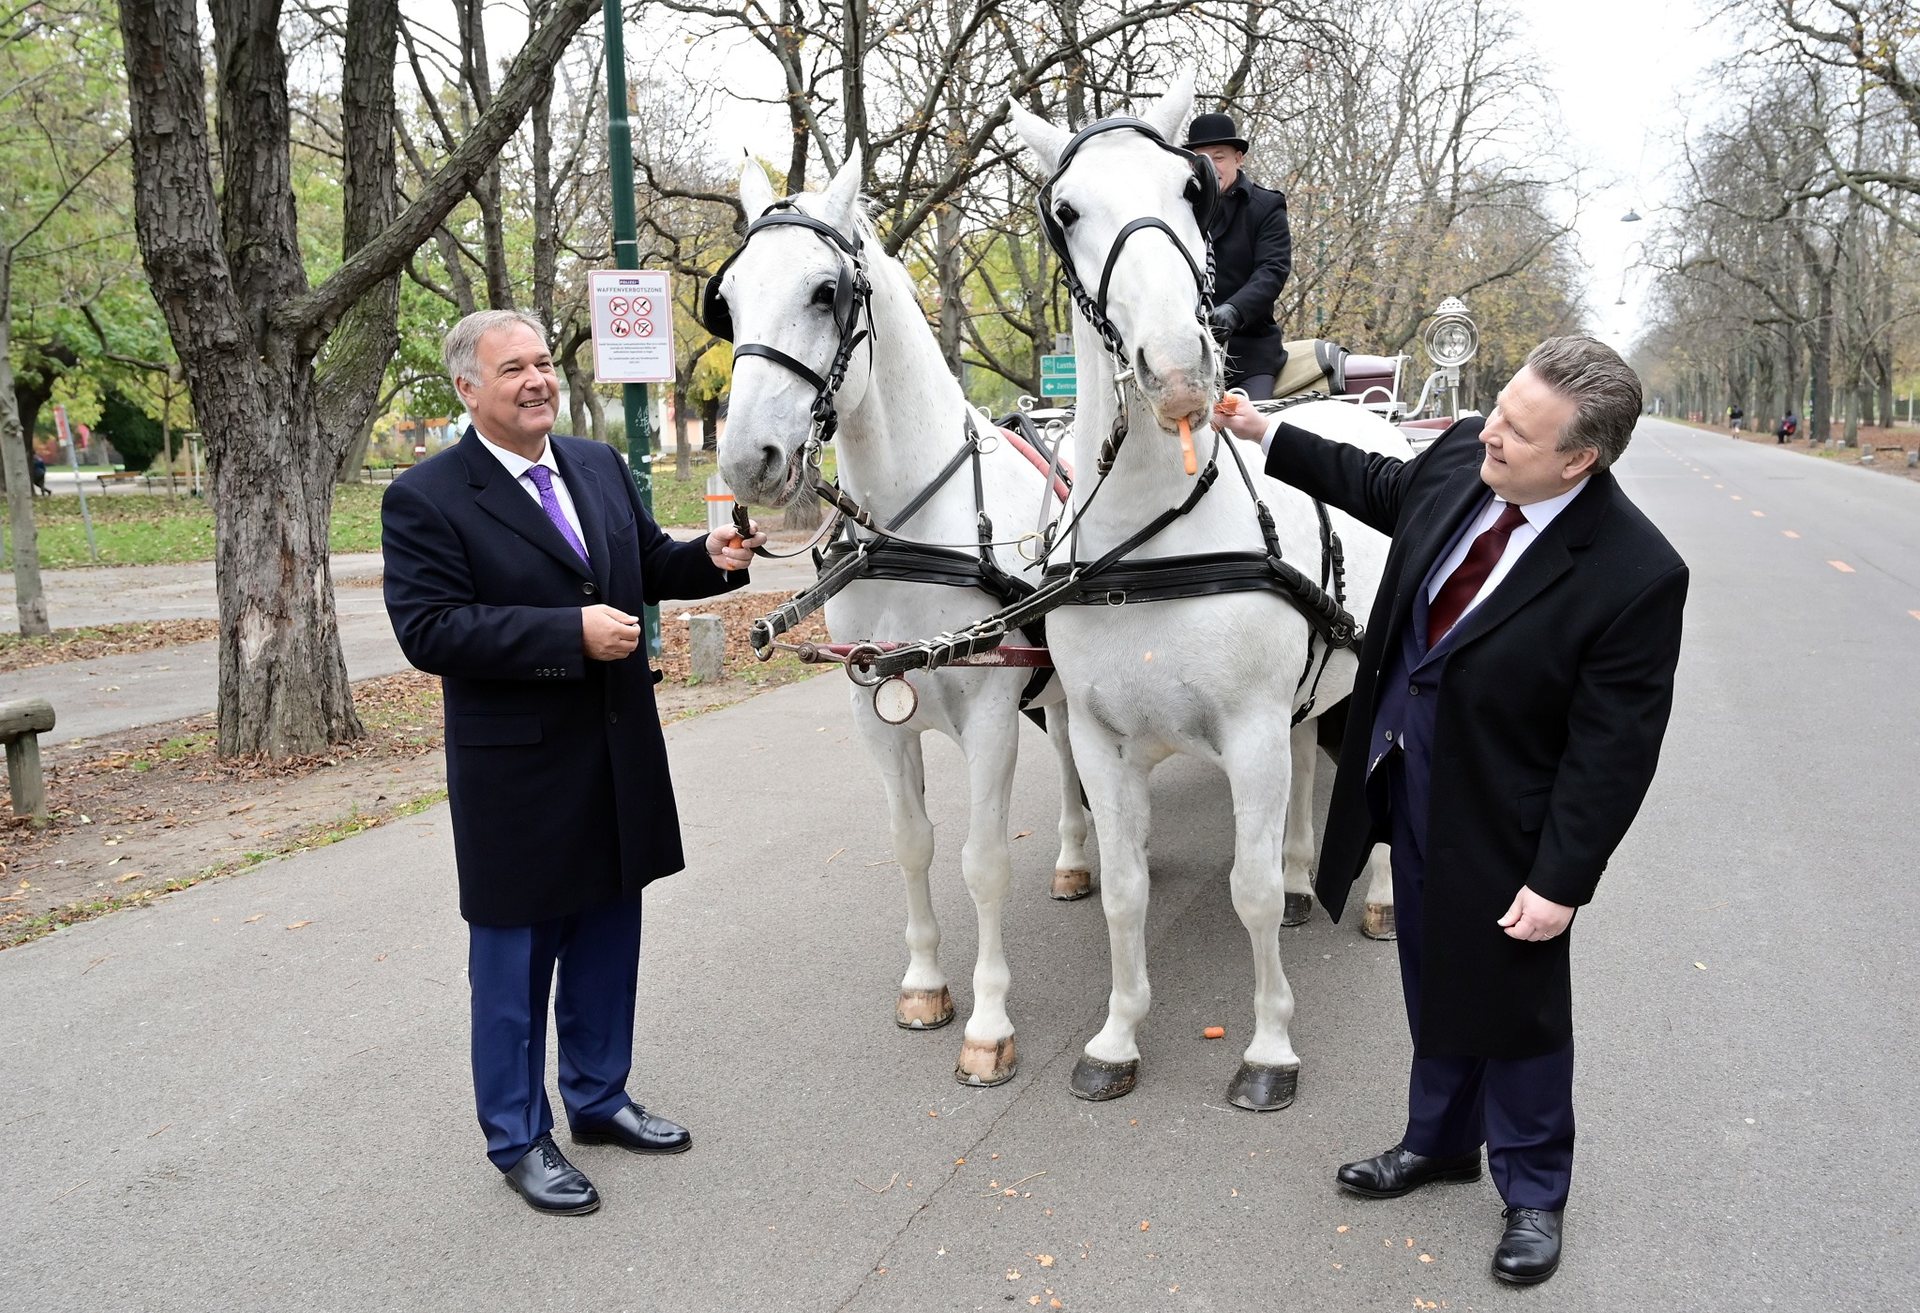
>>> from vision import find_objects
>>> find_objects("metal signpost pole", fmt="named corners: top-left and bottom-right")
top-left (602, 0), bottom-right (659, 657)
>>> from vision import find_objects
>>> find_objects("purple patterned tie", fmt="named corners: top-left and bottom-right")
top-left (524, 464), bottom-right (590, 564)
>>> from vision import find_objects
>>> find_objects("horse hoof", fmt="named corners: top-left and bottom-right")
top-left (1361, 902), bottom-right (1397, 941)
top-left (955, 1035), bottom-right (1017, 1086)
top-left (1051, 867), bottom-right (1093, 900)
top-left (1068, 1054), bottom-right (1138, 1101)
top-left (896, 986), bottom-right (954, 1030)
top-left (1282, 892), bottom-right (1313, 926)
top-left (1227, 1060), bottom-right (1299, 1111)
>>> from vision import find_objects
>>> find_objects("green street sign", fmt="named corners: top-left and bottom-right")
top-left (1039, 353), bottom-right (1077, 398)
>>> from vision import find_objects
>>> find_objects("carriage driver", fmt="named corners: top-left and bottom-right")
top-left (1184, 111), bottom-right (1293, 401)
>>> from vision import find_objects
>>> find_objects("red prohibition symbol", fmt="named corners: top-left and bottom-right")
top-left (609, 318), bottom-right (631, 337)
top-left (635, 319), bottom-right (655, 336)
top-left (607, 296), bottom-right (629, 317)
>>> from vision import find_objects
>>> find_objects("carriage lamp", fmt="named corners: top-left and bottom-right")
top-left (1423, 297), bottom-right (1477, 370)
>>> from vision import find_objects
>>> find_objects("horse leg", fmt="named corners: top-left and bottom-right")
top-left (1225, 734), bottom-right (1302, 1111)
top-left (953, 710), bottom-right (1022, 1086)
top-left (1068, 737), bottom-right (1157, 1102)
top-left (1282, 722), bottom-right (1317, 926)
top-left (1044, 700), bottom-right (1095, 901)
top-left (1361, 844), bottom-right (1396, 940)
top-left (856, 716), bottom-right (951, 1029)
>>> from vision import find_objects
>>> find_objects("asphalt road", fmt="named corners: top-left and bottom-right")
top-left (1, 418), bottom-right (1916, 1310)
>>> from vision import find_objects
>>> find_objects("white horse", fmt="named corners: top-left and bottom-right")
top-left (712, 150), bottom-right (1093, 1087)
top-left (1008, 76), bottom-right (1408, 1109)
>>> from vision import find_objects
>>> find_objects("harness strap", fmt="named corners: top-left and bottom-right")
top-left (731, 342), bottom-right (829, 393)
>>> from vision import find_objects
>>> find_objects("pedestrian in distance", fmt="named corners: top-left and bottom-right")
top-left (380, 309), bottom-right (766, 1217)
top-left (1776, 410), bottom-right (1797, 444)
top-left (1728, 404), bottom-right (1743, 434)
top-left (1184, 110), bottom-right (1292, 401)
top-left (1214, 334), bottom-right (1688, 1285)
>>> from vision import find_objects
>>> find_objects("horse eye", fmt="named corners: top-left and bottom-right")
top-left (810, 280), bottom-right (838, 308)
top-left (1184, 177), bottom-right (1203, 201)
top-left (1054, 202), bottom-right (1079, 228)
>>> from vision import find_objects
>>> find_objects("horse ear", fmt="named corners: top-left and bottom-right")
top-left (1144, 71), bottom-right (1196, 144)
top-left (818, 145), bottom-right (864, 236)
top-left (1007, 100), bottom-right (1069, 171)
top-left (739, 155), bottom-right (777, 222)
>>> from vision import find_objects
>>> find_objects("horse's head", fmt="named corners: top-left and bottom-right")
top-left (1009, 74), bottom-right (1221, 433)
top-left (708, 150), bottom-right (873, 507)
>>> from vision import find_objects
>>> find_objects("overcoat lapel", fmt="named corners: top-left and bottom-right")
top-left (458, 428), bottom-right (594, 581)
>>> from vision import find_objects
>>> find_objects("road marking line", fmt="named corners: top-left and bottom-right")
top-left (1751, 510), bottom-right (1765, 517)
top-left (1910, 611), bottom-right (1920, 623)
top-left (1783, 530), bottom-right (1801, 539)
top-left (1730, 494), bottom-right (1743, 501)
top-left (1714, 483), bottom-right (1725, 489)
top-left (1828, 560), bottom-right (1854, 573)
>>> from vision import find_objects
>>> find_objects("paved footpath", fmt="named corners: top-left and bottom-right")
top-left (2, 422), bottom-right (1916, 1310)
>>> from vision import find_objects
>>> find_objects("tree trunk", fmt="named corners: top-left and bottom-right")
top-left (700, 396), bottom-right (718, 452)
top-left (325, 0), bottom-right (402, 484)
top-left (1, 256), bottom-right (51, 635)
top-left (1809, 273), bottom-right (1834, 444)
top-left (672, 383), bottom-right (690, 469)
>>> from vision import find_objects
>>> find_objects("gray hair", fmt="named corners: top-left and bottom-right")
top-left (443, 309), bottom-right (549, 391)
top-left (1523, 335), bottom-right (1643, 471)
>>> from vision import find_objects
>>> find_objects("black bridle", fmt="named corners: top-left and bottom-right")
top-left (702, 201), bottom-right (873, 446)
top-left (1037, 117), bottom-right (1220, 363)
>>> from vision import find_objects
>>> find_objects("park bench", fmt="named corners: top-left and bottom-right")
top-left (359, 463), bottom-right (416, 482)
top-left (92, 470), bottom-right (143, 490)
top-left (1, 697), bottom-right (55, 823)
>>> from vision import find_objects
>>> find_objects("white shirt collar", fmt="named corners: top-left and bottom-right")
top-left (1509, 475), bottom-right (1590, 531)
top-left (474, 429), bottom-right (556, 480)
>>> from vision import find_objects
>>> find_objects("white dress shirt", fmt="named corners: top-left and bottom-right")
top-left (1421, 478), bottom-right (1589, 624)
top-left (475, 432), bottom-right (588, 551)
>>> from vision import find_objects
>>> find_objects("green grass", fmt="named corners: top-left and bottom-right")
top-left (13, 449), bottom-right (825, 568)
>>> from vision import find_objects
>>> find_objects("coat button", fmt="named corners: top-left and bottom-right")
top-left (581, 581), bottom-right (597, 595)
top-left (1409, 685), bottom-right (1420, 697)
top-left (1383, 729), bottom-right (1393, 742)
top-left (608, 711), bottom-right (619, 724)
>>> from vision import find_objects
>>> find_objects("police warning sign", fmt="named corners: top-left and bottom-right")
top-left (589, 270), bottom-right (674, 383)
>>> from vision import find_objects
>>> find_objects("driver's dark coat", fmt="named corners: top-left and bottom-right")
top-left (1265, 417), bottom-right (1688, 1056)
top-left (381, 430), bottom-right (745, 926)
top-left (1209, 172), bottom-right (1293, 379)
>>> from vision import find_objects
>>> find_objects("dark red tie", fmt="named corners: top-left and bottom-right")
top-left (1427, 501), bottom-right (1528, 648)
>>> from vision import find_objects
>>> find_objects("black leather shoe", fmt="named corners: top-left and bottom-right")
top-left (571, 1101), bottom-right (692, 1155)
top-left (502, 1134), bottom-right (600, 1215)
top-left (1335, 1143), bottom-right (1482, 1198)
top-left (1492, 1207), bottom-right (1563, 1285)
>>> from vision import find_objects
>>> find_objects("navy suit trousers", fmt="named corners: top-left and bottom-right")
top-left (1386, 755), bottom-right (1575, 1211)
top-left (468, 898), bottom-right (643, 1170)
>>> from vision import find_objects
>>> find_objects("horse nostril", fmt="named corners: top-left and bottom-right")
top-left (759, 445), bottom-right (784, 476)
top-left (1135, 348), bottom-right (1160, 388)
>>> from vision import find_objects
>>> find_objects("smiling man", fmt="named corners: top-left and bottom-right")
top-left (381, 310), bottom-right (765, 1216)
top-left (1215, 335), bottom-right (1688, 1284)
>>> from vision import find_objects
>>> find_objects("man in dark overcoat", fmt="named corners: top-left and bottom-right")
top-left (382, 309), bottom-right (764, 1216)
top-left (1185, 111), bottom-right (1293, 400)
top-left (1216, 335), bottom-right (1688, 1283)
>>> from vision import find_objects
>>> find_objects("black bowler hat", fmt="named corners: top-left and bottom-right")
top-left (1184, 112), bottom-right (1249, 154)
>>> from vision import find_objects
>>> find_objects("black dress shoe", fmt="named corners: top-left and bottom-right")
top-left (502, 1134), bottom-right (600, 1216)
top-left (1335, 1143), bottom-right (1482, 1198)
top-left (571, 1101), bottom-right (692, 1155)
top-left (1493, 1207), bottom-right (1563, 1284)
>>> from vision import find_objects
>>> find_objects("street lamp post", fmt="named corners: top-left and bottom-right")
top-left (602, 0), bottom-right (660, 657)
